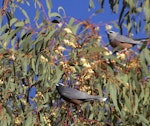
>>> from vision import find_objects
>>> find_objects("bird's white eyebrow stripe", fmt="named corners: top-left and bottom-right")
top-left (56, 83), bottom-right (64, 86)
top-left (56, 83), bottom-right (59, 86)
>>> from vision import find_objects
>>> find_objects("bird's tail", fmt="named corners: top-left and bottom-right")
top-left (89, 96), bottom-right (107, 102)
top-left (97, 97), bottom-right (107, 102)
top-left (133, 38), bottom-right (149, 43)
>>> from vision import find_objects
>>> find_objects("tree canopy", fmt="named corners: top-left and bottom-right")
top-left (0, 0), bottom-right (150, 125)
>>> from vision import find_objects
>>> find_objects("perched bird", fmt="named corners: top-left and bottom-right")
top-left (56, 83), bottom-right (107, 105)
top-left (106, 30), bottom-right (147, 49)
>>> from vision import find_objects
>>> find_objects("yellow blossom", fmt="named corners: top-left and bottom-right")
top-left (88, 68), bottom-right (94, 74)
top-left (15, 116), bottom-right (22, 125)
top-left (55, 50), bottom-right (63, 56)
top-left (63, 39), bottom-right (70, 44)
top-left (0, 79), bottom-right (4, 84)
top-left (69, 66), bottom-right (76, 72)
top-left (80, 57), bottom-right (92, 68)
top-left (97, 36), bottom-right (102, 42)
top-left (40, 55), bottom-right (48, 62)
top-left (10, 54), bottom-right (16, 60)
top-left (75, 81), bottom-right (80, 85)
top-left (80, 57), bottom-right (87, 64)
top-left (3, 41), bottom-right (7, 48)
top-left (57, 23), bottom-right (63, 28)
top-left (103, 47), bottom-right (112, 56)
top-left (84, 74), bottom-right (92, 79)
top-left (116, 52), bottom-right (126, 60)
top-left (105, 24), bottom-right (112, 30)
top-left (17, 0), bottom-right (22, 2)
top-left (59, 61), bottom-right (64, 65)
top-left (83, 62), bottom-right (91, 68)
top-left (58, 46), bottom-right (66, 51)
top-left (69, 42), bottom-right (76, 48)
top-left (60, 62), bottom-right (68, 68)
top-left (63, 39), bottom-right (76, 48)
top-left (20, 99), bottom-right (26, 105)
top-left (87, 90), bottom-right (92, 95)
top-left (64, 28), bottom-right (72, 34)
top-left (95, 26), bottom-right (100, 31)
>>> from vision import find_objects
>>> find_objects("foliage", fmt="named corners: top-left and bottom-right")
top-left (0, 0), bottom-right (150, 125)
top-left (90, 0), bottom-right (150, 34)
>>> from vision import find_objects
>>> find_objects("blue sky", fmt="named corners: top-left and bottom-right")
top-left (52, 0), bottom-right (118, 22)
top-left (0, 0), bottom-right (146, 41)
top-left (51, 0), bottom-right (146, 43)
top-left (51, 0), bottom-right (119, 40)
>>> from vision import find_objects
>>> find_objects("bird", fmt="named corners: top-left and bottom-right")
top-left (106, 30), bottom-right (147, 50)
top-left (56, 83), bottom-right (107, 105)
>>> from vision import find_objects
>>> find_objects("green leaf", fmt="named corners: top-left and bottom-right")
top-left (58, 6), bottom-right (66, 17)
top-left (31, 57), bottom-right (36, 72)
top-left (46, 0), bottom-right (52, 10)
top-left (107, 65), bottom-right (114, 76)
top-left (18, 6), bottom-right (30, 23)
top-left (0, 24), bottom-right (7, 35)
top-left (133, 93), bottom-right (139, 115)
top-left (89, 0), bottom-right (95, 10)
top-left (91, 47), bottom-right (104, 53)
top-left (98, 109), bottom-right (104, 120)
top-left (8, 27), bottom-right (21, 37)
top-left (35, 56), bottom-right (40, 75)
top-left (10, 18), bottom-right (18, 26)
top-left (25, 114), bottom-right (33, 126)
top-left (139, 85), bottom-right (144, 100)
top-left (125, 0), bottom-right (134, 7)
top-left (116, 73), bottom-right (128, 84)
top-left (143, 87), bottom-right (149, 105)
top-left (48, 12), bottom-right (61, 18)
top-left (144, 48), bottom-right (150, 65)
top-left (124, 94), bottom-right (132, 113)
top-left (51, 66), bottom-right (64, 84)
top-left (139, 51), bottom-right (149, 75)
top-left (89, 113), bottom-right (94, 119)
top-left (137, 114), bottom-right (149, 125)
top-left (34, 10), bottom-right (40, 21)
top-left (14, 21), bottom-right (25, 27)
top-left (0, 13), bottom-right (2, 24)
top-left (68, 18), bottom-right (75, 26)
top-left (136, 7), bottom-right (142, 13)
top-left (44, 29), bottom-right (57, 42)
top-left (109, 84), bottom-right (120, 112)
top-left (95, 8), bottom-right (104, 14)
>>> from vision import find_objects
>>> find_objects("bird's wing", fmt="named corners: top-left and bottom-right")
top-left (115, 34), bottom-right (141, 44)
top-left (61, 87), bottom-right (99, 100)
top-left (133, 38), bottom-right (148, 42)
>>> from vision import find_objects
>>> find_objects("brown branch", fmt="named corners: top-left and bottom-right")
top-left (1, 0), bottom-right (9, 15)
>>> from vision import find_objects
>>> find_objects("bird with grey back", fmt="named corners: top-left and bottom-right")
top-left (106, 30), bottom-right (147, 49)
top-left (56, 83), bottom-right (107, 105)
